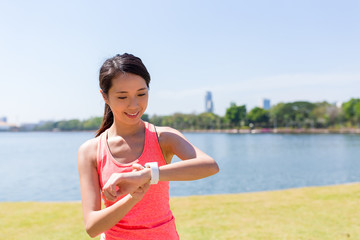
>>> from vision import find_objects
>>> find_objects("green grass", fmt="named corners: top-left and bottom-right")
top-left (1, 183), bottom-right (359, 240)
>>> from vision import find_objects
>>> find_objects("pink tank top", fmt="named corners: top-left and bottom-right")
top-left (97, 122), bottom-right (179, 240)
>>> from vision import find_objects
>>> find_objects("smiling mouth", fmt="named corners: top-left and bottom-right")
top-left (125, 112), bottom-right (139, 118)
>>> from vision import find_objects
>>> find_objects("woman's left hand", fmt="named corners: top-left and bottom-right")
top-left (102, 164), bottom-right (151, 202)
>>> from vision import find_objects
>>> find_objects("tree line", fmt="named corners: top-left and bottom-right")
top-left (31, 98), bottom-right (360, 131)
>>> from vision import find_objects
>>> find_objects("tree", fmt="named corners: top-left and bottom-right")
top-left (34, 121), bottom-right (57, 131)
top-left (310, 102), bottom-right (343, 128)
top-left (247, 107), bottom-right (269, 128)
top-left (343, 98), bottom-right (360, 126)
top-left (141, 113), bottom-right (150, 122)
top-left (83, 117), bottom-right (102, 130)
top-left (269, 103), bottom-right (284, 128)
top-left (196, 112), bottom-right (221, 129)
top-left (224, 102), bottom-right (247, 128)
top-left (149, 115), bottom-right (163, 126)
top-left (57, 119), bottom-right (82, 131)
top-left (355, 102), bottom-right (360, 125)
top-left (269, 102), bottom-right (315, 128)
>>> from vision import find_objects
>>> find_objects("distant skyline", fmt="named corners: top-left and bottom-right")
top-left (0, 0), bottom-right (359, 124)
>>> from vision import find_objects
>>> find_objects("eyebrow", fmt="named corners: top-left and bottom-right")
top-left (116, 88), bottom-right (148, 93)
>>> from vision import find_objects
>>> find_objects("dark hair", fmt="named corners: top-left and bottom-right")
top-left (96, 53), bottom-right (151, 137)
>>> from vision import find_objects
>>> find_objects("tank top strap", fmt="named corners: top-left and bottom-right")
top-left (96, 123), bottom-right (166, 168)
top-left (141, 122), bottom-right (167, 167)
top-left (144, 121), bottom-right (156, 139)
top-left (96, 130), bottom-right (106, 163)
top-left (97, 130), bottom-right (110, 185)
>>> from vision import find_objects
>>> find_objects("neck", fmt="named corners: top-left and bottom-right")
top-left (108, 119), bottom-right (145, 137)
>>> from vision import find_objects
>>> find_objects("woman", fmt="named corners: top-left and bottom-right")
top-left (78, 53), bottom-right (219, 239)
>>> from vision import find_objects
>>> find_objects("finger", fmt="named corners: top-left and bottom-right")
top-left (104, 173), bottom-right (121, 197)
top-left (132, 163), bottom-right (144, 171)
top-left (110, 185), bottom-right (117, 197)
top-left (103, 184), bottom-right (117, 199)
top-left (103, 190), bottom-right (116, 202)
top-left (104, 185), bottom-right (116, 199)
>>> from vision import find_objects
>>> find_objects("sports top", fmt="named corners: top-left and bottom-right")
top-left (97, 122), bottom-right (179, 240)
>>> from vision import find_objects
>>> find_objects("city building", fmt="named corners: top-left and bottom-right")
top-left (0, 116), bottom-right (18, 131)
top-left (205, 91), bottom-right (214, 113)
top-left (261, 98), bottom-right (271, 110)
top-left (0, 122), bottom-right (17, 131)
top-left (0, 122), bottom-right (11, 131)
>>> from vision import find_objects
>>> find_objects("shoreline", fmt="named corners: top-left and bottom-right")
top-left (182, 127), bottom-right (360, 134)
top-left (2, 127), bottom-right (360, 134)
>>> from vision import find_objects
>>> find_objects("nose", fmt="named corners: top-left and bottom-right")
top-left (128, 96), bottom-right (138, 109)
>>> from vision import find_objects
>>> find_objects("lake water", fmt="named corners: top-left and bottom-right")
top-left (0, 131), bottom-right (359, 201)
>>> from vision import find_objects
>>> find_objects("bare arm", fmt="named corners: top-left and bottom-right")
top-left (102, 127), bottom-right (219, 198)
top-left (77, 139), bottom-right (149, 238)
top-left (157, 126), bottom-right (219, 181)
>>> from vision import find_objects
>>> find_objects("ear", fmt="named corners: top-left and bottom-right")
top-left (100, 90), bottom-right (109, 105)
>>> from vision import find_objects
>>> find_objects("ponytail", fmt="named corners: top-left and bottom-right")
top-left (96, 104), bottom-right (113, 137)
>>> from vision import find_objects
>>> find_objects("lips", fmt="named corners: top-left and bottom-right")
top-left (125, 112), bottom-right (140, 119)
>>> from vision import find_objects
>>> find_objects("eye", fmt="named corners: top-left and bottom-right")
top-left (118, 97), bottom-right (127, 99)
top-left (138, 93), bottom-right (146, 97)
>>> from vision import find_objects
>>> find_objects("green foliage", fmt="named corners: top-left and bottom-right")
top-left (224, 102), bottom-right (247, 128)
top-left (269, 101), bottom-right (316, 128)
top-left (57, 119), bottom-right (82, 131)
top-left (28, 98), bottom-right (360, 131)
top-left (247, 107), bottom-right (270, 128)
top-left (34, 121), bottom-right (57, 131)
top-left (196, 112), bottom-right (222, 129)
top-left (310, 102), bottom-right (344, 128)
top-left (82, 117), bottom-right (103, 130)
top-left (149, 112), bottom-right (223, 130)
top-left (141, 113), bottom-right (149, 122)
top-left (342, 98), bottom-right (360, 125)
top-left (355, 103), bottom-right (360, 121)
top-left (33, 117), bottom-right (102, 131)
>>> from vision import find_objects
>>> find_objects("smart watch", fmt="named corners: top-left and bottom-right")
top-left (144, 162), bottom-right (159, 184)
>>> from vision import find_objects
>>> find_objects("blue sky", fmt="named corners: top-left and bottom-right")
top-left (0, 0), bottom-right (359, 124)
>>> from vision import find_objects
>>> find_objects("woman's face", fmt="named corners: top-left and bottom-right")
top-left (103, 72), bottom-right (149, 126)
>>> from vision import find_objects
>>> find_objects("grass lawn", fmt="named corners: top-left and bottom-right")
top-left (1, 183), bottom-right (359, 240)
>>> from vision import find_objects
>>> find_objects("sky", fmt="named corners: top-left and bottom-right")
top-left (0, 0), bottom-right (359, 124)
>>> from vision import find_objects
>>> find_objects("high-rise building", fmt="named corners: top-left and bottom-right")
top-left (205, 91), bottom-right (214, 113)
top-left (261, 99), bottom-right (271, 110)
top-left (0, 116), bottom-right (7, 123)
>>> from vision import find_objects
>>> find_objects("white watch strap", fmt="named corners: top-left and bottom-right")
top-left (145, 162), bottom-right (159, 184)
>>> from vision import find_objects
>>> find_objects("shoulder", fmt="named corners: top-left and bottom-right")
top-left (154, 126), bottom-right (186, 143)
top-left (153, 125), bottom-right (199, 160)
top-left (154, 126), bottom-right (191, 152)
top-left (152, 126), bottom-right (187, 162)
top-left (78, 136), bottom-right (100, 168)
top-left (78, 136), bottom-right (99, 155)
